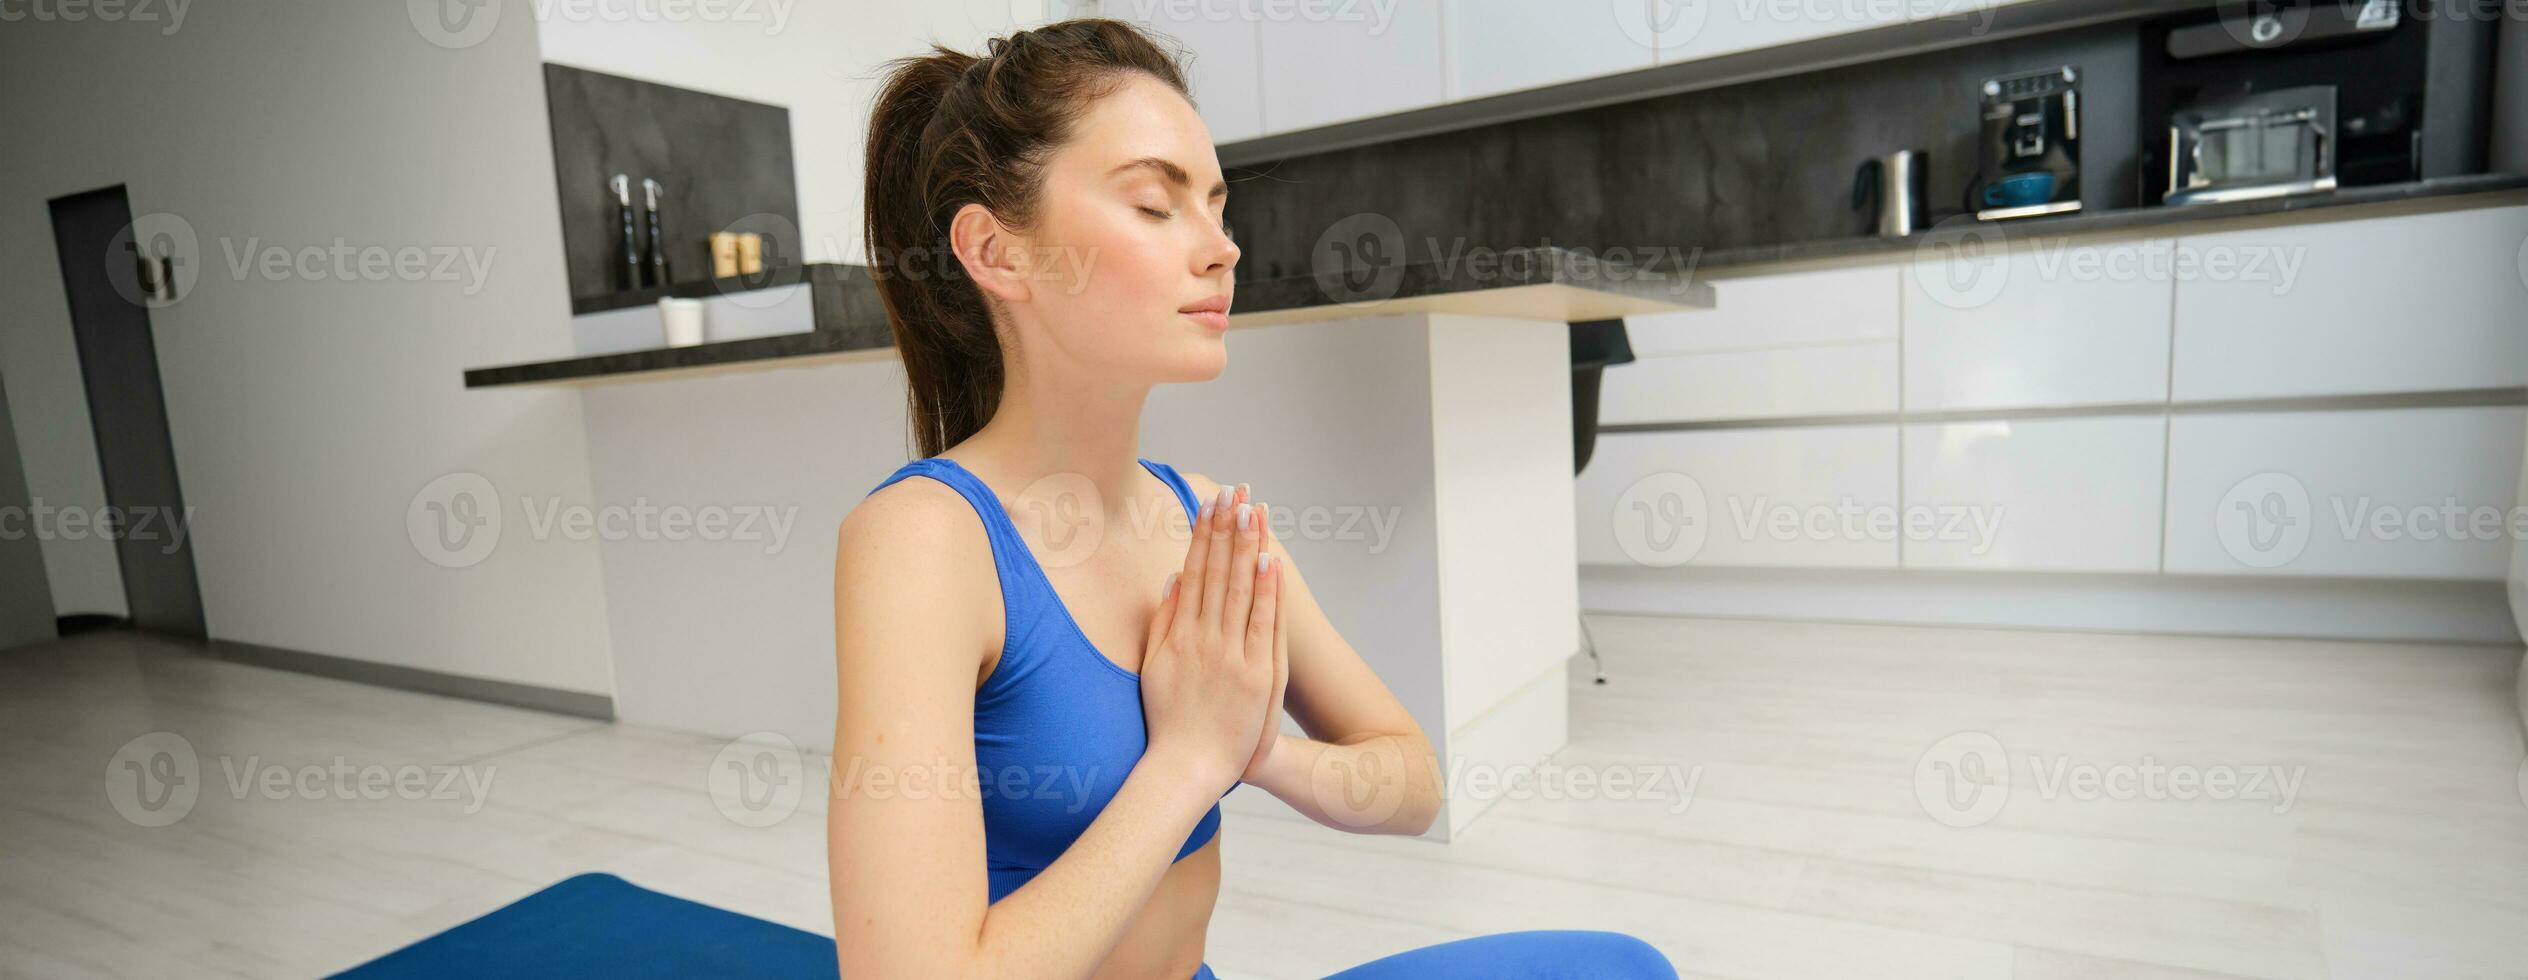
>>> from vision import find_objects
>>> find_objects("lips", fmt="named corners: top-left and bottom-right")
top-left (1179, 294), bottom-right (1230, 332)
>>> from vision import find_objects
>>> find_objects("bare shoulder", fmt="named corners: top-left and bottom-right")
top-left (833, 474), bottom-right (995, 664)
top-left (839, 472), bottom-right (980, 555)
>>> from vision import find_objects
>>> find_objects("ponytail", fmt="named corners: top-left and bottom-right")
top-left (863, 19), bottom-right (1190, 458)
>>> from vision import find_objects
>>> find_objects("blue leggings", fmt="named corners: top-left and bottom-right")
top-left (1191, 929), bottom-right (1676, 979)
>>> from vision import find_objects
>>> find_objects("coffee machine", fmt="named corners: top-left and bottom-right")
top-left (2137, 0), bottom-right (2503, 205)
top-left (1973, 66), bottom-right (2084, 221)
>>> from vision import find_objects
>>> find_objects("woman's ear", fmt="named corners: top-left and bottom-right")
top-left (948, 202), bottom-right (1032, 306)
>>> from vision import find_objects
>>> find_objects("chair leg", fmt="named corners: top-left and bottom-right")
top-left (1577, 610), bottom-right (1607, 685)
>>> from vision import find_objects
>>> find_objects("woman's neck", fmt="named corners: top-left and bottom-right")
top-left (954, 369), bottom-right (1158, 513)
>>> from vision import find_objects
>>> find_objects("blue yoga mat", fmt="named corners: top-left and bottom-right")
top-left (333, 872), bottom-right (839, 979)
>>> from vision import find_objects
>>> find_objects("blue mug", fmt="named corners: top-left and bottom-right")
top-left (1982, 172), bottom-right (2057, 209)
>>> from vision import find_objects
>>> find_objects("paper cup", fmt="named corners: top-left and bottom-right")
top-left (660, 297), bottom-right (707, 347)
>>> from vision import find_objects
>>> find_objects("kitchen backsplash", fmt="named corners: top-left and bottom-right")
top-left (1222, 21), bottom-right (2142, 281)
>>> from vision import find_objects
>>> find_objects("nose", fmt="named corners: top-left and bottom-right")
top-left (1197, 217), bottom-right (1240, 276)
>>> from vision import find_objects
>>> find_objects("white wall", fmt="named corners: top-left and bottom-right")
top-left (534, 1), bottom-right (1084, 265)
top-left (0, 3), bottom-right (615, 692)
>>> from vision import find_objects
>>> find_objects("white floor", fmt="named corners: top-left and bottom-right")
top-left (3, 616), bottom-right (2524, 979)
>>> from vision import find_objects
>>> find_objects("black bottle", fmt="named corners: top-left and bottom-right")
top-left (641, 178), bottom-right (669, 288)
top-left (609, 174), bottom-right (641, 291)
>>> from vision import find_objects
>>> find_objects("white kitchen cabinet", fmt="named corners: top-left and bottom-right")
top-left (2163, 407), bottom-right (2527, 579)
top-left (1600, 343), bottom-right (1897, 424)
top-left (1625, 265), bottom-right (1898, 356)
top-left (1652, 0), bottom-right (2037, 66)
top-left (2168, 205), bottom-right (2528, 401)
top-left (1445, 1), bottom-right (1655, 101)
top-left (1600, 264), bottom-right (1900, 424)
top-left (1575, 426), bottom-right (1900, 569)
top-left (1901, 416), bottom-right (2166, 572)
top-left (1256, 0), bottom-right (1446, 133)
top-left (1108, 1), bottom-right (1264, 142)
top-left (1903, 236), bottom-right (2175, 412)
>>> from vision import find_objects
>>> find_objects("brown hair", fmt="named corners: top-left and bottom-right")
top-left (864, 19), bottom-right (1190, 458)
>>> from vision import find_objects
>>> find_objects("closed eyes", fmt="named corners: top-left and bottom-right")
top-left (1137, 203), bottom-right (1235, 243)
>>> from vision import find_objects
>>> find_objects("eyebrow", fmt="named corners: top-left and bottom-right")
top-left (1107, 156), bottom-right (1229, 200)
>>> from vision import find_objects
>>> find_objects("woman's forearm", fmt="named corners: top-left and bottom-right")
top-left (963, 749), bottom-right (1224, 980)
top-left (1250, 731), bottom-right (1443, 836)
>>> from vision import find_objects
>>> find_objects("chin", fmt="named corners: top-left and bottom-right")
top-left (1158, 337), bottom-right (1227, 383)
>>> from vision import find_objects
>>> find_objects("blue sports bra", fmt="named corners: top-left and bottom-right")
top-left (865, 455), bottom-right (1229, 903)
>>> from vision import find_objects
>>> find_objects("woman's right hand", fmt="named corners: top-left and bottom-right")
top-left (1139, 486), bottom-right (1282, 796)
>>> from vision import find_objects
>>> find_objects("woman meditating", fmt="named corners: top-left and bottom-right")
top-left (827, 17), bottom-right (1678, 979)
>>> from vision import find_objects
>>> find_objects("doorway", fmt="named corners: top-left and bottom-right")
top-left (47, 185), bottom-right (207, 640)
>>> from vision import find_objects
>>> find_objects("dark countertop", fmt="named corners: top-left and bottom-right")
top-left (465, 245), bottom-right (1709, 388)
top-left (462, 327), bottom-right (897, 389)
top-left (464, 176), bottom-right (2528, 389)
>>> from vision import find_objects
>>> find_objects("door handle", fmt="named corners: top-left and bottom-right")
top-left (133, 251), bottom-right (161, 301)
